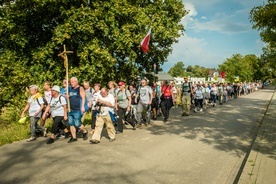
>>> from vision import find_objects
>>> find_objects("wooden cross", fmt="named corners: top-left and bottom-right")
top-left (58, 44), bottom-right (73, 112)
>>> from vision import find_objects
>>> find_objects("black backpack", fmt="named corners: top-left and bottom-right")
top-left (36, 97), bottom-right (48, 111)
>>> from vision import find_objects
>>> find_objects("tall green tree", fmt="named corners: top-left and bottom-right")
top-left (250, 0), bottom-right (276, 78)
top-left (0, 0), bottom-right (187, 111)
top-left (218, 54), bottom-right (258, 82)
top-left (168, 61), bottom-right (185, 77)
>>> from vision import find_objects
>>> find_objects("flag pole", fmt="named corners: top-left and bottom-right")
top-left (58, 45), bottom-right (73, 112)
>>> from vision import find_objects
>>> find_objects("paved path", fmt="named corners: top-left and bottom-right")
top-left (0, 87), bottom-right (274, 184)
top-left (238, 86), bottom-right (276, 184)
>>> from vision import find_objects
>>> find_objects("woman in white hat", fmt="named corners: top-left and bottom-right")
top-left (42, 85), bottom-right (69, 144)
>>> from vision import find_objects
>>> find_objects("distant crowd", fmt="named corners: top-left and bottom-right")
top-left (20, 77), bottom-right (262, 144)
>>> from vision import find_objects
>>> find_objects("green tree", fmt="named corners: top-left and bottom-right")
top-left (0, 0), bottom-right (187, 112)
top-left (168, 61), bottom-right (185, 77)
top-left (250, 0), bottom-right (276, 79)
top-left (218, 54), bottom-right (259, 82)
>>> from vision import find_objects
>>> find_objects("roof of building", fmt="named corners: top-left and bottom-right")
top-left (208, 69), bottom-right (218, 77)
top-left (156, 72), bottom-right (175, 81)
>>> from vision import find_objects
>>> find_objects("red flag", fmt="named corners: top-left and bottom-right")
top-left (140, 28), bottom-right (151, 53)
top-left (221, 71), bottom-right (226, 79)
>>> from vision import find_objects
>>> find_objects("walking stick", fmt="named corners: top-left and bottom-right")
top-left (58, 44), bottom-right (73, 112)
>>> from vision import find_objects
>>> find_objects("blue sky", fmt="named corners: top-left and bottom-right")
top-left (162, 0), bottom-right (265, 72)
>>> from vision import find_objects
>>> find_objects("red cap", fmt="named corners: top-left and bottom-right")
top-left (118, 81), bottom-right (125, 86)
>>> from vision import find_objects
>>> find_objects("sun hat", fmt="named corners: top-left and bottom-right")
top-left (51, 85), bottom-right (60, 93)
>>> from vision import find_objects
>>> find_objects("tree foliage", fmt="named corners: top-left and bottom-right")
top-left (0, 0), bottom-right (187, 111)
top-left (168, 61), bottom-right (185, 77)
top-left (250, 0), bottom-right (276, 79)
top-left (218, 54), bottom-right (260, 82)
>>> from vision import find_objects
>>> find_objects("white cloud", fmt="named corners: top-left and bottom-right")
top-left (162, 0), bottom-right (264, 72)
top-left (181, 2), bottom-right (197, 27)
top-left (164, 33), bottom-right (222, 71)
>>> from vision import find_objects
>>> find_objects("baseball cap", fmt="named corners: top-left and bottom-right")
top-left (118, 81), bottom-right (125, 86)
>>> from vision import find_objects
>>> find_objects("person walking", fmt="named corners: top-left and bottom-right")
top-left (90, 88), bottom-right (116, 144)
top-left (160, 81), bottom-right (173, 122)
top-left (193, 83), bottom-right (204, 112)
top-left (115, 81), bottom-right (136, 133)
top-left (135, 79), bottom-right (153, 127)
top-left (67, 77), bottom-right (88, 143)
top-left (20, 85), bottom-right (45, 142)
top-left (42, 85), bottom-right (70, 144)
top-left (181, 77), bottom-right (193, 116)
top-left (210, 84), bottom-right (218, 107)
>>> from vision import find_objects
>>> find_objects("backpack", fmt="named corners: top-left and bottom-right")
top-left (182, 82), bottom-right (191, 94)
top-left (36, 97), bottom-right (48, 111)
top-left (136, 86), bottom-right (151, 103)
top-left (116, 89), bottom-right (128, 99)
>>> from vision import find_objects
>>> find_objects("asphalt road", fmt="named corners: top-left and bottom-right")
top-left (0, 88), bottom-right (273, 184)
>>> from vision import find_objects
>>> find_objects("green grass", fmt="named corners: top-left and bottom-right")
top-left (0, 108), bottom-right (92, 146)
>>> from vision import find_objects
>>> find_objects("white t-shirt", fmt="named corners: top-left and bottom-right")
top-left (44, 90), bottom-right (52, 104)
top-left (28, 95), bottom-right (44, 117)
top-left (49, 95), bottom-right (67, 117)
top-left (91, 90), bottom-right (101, 110)
top-left (211, 87), bottom-right (218, 95)
top-left (98, 94), bottom-right (115, 116)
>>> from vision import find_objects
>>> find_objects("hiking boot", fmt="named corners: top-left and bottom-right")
top-left (90, 139), bottom-right (100, 144)
top-left (109, 138), bottom-right (116, 142)
top-left (27, 137), bottom-right (36, 142)
top-left (46, 138), bottom-right (55, 144)
top-left (67, 137), bottom-right (77, 143)
top-left (83, 131), bottom-right (88, 141)
top-left (64, 132), bottom-right (70, 139)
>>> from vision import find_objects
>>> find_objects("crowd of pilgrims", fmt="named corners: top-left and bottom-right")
top-left (20, 77), bottom-right (262, 144)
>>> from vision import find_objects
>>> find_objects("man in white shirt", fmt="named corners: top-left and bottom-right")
top-left (90, 88), bottom-right (116, 144)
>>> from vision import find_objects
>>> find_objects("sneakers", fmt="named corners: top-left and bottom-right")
top-left (182, 112), bottom-right (189, 116)
top-left (109, 138), bottom-right (116, 142)
top-left (43, 128), bottom-right (47, 137)
top-left (46, 138), bottom-right (55, 144)
top-left (194, 109), bottom-right (197, 113)
top-left (200, 109), bottom-right (203, 112)
top-left (90, 139), bottom-right (100, 144)
top-left (67, 137), bottom-right (77, 143)
top-left (27, 137), bottom-right (36, 142)
top-left (83, 131), bottom-right (88, 141)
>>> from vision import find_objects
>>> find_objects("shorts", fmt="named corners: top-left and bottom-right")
top-left (68, 110), bottom-right (83, 127)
